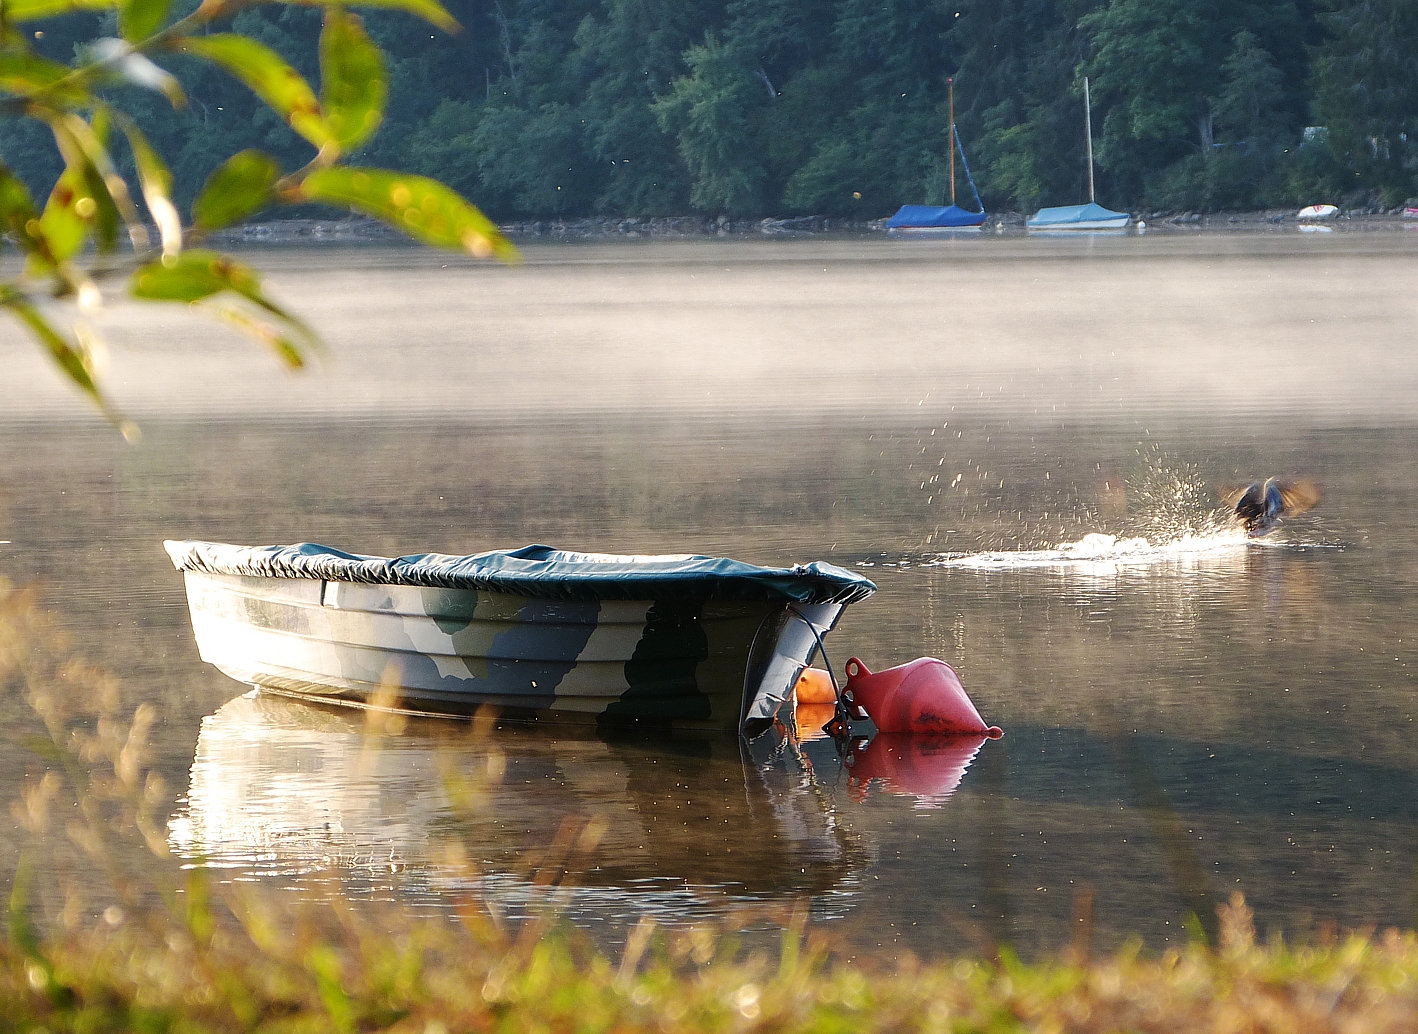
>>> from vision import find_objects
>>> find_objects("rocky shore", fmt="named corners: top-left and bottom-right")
top-left (213, 213), bottom-right (886, 243)
top-left (214, 205), bottom-right (1418, 244)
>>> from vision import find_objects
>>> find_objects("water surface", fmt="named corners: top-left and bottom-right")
top-left (2, 232), bottom-right (1415, 960)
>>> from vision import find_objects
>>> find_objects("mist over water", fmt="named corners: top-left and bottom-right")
top-left (6, 233), bottom-right (1418, 426)
top-left (2, 231), bottom-right (1417, 960)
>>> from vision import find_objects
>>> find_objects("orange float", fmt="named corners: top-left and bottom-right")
top-left (793, 701), bottom-right (838, 742)
top-left (793, 666), bottom-right (838, 705)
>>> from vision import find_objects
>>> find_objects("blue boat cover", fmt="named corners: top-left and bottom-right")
top-left (886, 204), bottom-right (987, 228)
top-left (165, 540), bottom-right (877, 606)
top-left (1026, 202), bottom-right (1129, 227)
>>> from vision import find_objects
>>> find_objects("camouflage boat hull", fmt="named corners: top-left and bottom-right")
top-left (178, 569), bottom-right (847, 731)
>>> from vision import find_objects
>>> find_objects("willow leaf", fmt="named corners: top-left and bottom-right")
top-left (118, 0), bottom-right (171, 42)
top-left (176, 35), bottom-right (332, 149)
top-left (0, 164), bottom-right (55, 266)
top-left (192, 150), bottom-right (279, 231)
top-left (319, 8), bottom-right (385, 149)
top-left (130, 251), bottom-right (318, 362)
top-left (299, 167), bottom-right (515, 261)
top-left (116, 115), bottom-right (181, 256)
top-left (0, 51), bottom-right (91, 106)
top-left (0, 286), bottom-right (102, 407)
top-left (1, 0), bottom-right (116, 22)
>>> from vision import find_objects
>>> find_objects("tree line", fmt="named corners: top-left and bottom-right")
top-left (7, 0), bottom-right (1417, 222)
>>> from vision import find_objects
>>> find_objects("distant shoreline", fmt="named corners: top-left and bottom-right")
top-left (212, 207), bottom-right (1418, 244)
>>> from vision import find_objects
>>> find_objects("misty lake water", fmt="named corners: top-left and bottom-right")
top-left (3, 230), bottom-right (1417, 961)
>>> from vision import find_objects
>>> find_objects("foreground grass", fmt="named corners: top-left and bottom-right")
top-left (6, 580), bottom-right (1418, 1033)
top-left (7, 895), bottom-right (1418, 1033)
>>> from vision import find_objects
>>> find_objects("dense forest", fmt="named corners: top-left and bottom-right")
top-left (6, 0), bottom-right (1417, 220)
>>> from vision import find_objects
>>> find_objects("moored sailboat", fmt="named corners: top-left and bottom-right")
top-left (1027, 77), bottom-right (1129, 232)
top-left (887, 78), bottom-right (988, 233)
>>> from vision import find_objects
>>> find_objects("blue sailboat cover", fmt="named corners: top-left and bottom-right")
top-left (165, 540), bottom-right (877, 606)
top-left (886, 204), bottom-right (987, 228)
top-left (1026, 202), bottom-right (1129, 227)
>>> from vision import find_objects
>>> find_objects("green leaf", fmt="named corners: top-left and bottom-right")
top-left (320, 8), bottom-right (385, 149)
top-left (117, 115), bottom-right (171, 197)
top-left (0, 165), bottom-right (38, 228)
top-left (299, 167), bottom-right (516, 261)
top-left (184, 869), bottom-right (215, 946)
top-left (116, 115), bottom-right (181, 256)
top-left (131, 250), bottom-right (263, 302)
top-left (130, 251), bottom-right (318, 365)
top-left (86, 104), bottom-right (111, 149)
top-left (0, 52), bottom-right (91, 106)
top-left (26, 149), bottom-right (123, 276)
top-left (42, 111), bottom-right (134, 252)
top-left (0, 286), bottom-right (103, 407)
top-left (0, 164), bottom-right (55, 265)
top-left (210, 301), bottom-right (306, 369)
top-left (118, 0), bottom-right (171, 42)
top-left (1, 0), bottom-right (116, 21)
top-left (192, 149), bottom-right (280, 231)
top-left (39, 124), bottom-right (123, 258)
top-left (19, 735), bottom-right (65, 765)
top-left (8, 849), bottom-right (42, 957)
top-left (175, 35), bottom-right (332, 149)
top-left (306, 947), bottom-right (356, 1034)
top-left (284, 0), bottom-right (457, 34)
top-left (32, 169), bottom-right (93, 267)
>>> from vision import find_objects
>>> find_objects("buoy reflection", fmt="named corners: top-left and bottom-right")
top-left (844, 732), bottom-right (989, 808)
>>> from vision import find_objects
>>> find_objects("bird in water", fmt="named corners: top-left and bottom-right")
top-left (1226, 478), bottom-right (1320, 537)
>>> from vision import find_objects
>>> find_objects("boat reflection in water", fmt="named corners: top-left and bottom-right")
top-left (169, 691), bottom-right (864, 926)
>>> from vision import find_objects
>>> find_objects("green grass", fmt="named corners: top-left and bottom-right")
top-left (7, 577), bottom-right (1418, 1033)
top-left (8, 893), bottom-right (1418, 1033)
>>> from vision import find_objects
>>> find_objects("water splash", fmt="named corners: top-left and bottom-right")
top-left (917, 443), bottom-right (1262, 571)
top-left (1126, 445), bottom-right (1219, 542)
top-left (926, 528), bottom-right (1251, 572)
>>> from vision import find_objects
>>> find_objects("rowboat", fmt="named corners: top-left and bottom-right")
top-left (1297, 204), bottom-right (1338, 220)
top-left (165, 540), bottom-right (876, 732)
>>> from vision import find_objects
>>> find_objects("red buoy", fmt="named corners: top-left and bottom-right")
top-left (841, 656), bottom-right (1003, 736)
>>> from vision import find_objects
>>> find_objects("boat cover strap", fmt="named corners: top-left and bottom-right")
top-left (164, 540), bottom-right (877, 606)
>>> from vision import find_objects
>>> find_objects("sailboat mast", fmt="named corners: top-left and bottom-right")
top-left (948, 77), bottom-right (956, 206)
top-left (1084, 75), bottom-right (1096, 204)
